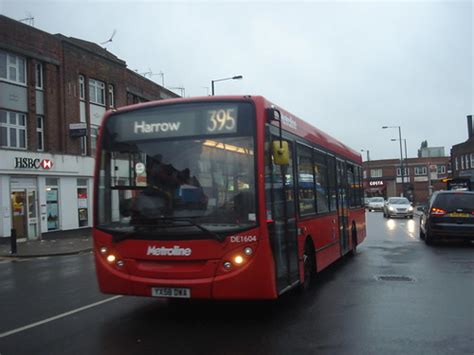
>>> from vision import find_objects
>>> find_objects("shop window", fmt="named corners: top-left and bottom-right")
top-left (77, 180), bottom-right (89, 227)
top-left (46, 180), bottom-right (59, 231)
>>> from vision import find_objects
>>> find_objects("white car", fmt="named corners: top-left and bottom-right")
top-left (367, 197), bottom-right (385, 211)
top-left (383, 197), bottom-right (414, 218)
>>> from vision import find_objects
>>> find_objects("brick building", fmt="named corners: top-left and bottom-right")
top-left (0, 15), bottom-right (178, 240)
top-left (451, 115), bottom-right (474, 186)
top-left (363, 156), bottom-right (450, 204)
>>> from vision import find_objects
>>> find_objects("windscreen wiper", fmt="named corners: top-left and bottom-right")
top-left (156, 217), bottom-right (225, 242)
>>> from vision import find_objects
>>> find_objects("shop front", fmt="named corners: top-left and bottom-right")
top-left (0, 151), bottom-right (94, 239)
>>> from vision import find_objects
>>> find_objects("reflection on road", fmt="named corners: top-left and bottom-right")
top-left (384, 217), bottom-right (417, 240)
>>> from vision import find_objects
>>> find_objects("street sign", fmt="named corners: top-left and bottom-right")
top-left (69, 123), bottom-right (87, 137)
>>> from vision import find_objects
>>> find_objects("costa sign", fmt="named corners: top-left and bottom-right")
top-left (14, 157), bottom-right (54, 170)
top-left (369, 180), bottom-right (384, 187)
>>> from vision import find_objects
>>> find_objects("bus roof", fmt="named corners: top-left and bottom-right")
top-left (106, 95), bottom-right (362, 163)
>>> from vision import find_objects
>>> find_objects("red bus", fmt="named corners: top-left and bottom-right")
top-left (93, 96), bottom-right (366, 300)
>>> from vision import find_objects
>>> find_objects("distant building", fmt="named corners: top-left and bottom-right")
top-left (0, 15), bottom-right (179, 240)
top-left (451, 115), bottom-right (474, 184)
top-left (362, 155), bottom-right (450, 204)
top-left (418, 145), bottom-right (445, 158)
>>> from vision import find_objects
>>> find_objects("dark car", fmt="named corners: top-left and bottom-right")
top-left (419, 190), bottom-right (474, 245)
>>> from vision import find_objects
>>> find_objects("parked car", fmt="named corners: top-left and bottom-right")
top-left (419, 190), bottom-right (474, 245)
top-left (367, 197), bottom-right (384, 211)
top-left (364, 197), bottom-right (371, 208)
top-left (383, 197), bottom-right (414, 218)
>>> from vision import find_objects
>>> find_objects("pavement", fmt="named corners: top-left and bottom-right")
top-left (0, 228), bottom-right (93, 258)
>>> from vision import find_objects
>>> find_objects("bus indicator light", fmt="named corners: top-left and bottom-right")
top-left (100, 247), bottom-right (108, 255)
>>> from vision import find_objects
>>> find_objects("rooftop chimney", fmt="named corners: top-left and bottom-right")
top-left (468, 115), bottom-right (473, 140)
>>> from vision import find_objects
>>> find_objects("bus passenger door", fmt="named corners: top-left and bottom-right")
top-left (265, 136), bottom-right (299, 294)
top-left (336, 159), bottom-right (350, 254)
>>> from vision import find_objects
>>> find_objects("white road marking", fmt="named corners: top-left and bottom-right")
top-left (0, 295), bottom-right (122, 338)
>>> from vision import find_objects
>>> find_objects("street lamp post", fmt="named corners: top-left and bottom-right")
top-left (383, 125), bottom-right (405, 197)
top-left (391, 138), bottom-right (409, 198)
top-left (211, 75), bottom-right (243, 95)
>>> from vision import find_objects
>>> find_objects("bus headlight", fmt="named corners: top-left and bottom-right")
top-left (106, 254), bottom-right (116, 263)
top-left (234, 255), bottom-right (244, 265)
top-left (100, 246), bottom-right (108, 255)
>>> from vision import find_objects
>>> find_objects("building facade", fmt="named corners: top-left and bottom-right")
top-left (363, 156), bottom-right (450, 204)
top-left (451, 115), bottom-right (474, 186)
top-left (0, 15), bottom-right (178, 240)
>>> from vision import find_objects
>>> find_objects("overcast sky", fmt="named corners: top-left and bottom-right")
top-left (2, 0), bottom-right (472, 160)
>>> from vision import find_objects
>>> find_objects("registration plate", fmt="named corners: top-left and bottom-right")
top-left (447, 212), bottom-right (470, 218)
top-left (151, 287), bottom-right (191, 298)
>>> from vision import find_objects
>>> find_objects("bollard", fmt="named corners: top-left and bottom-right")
top-left (10, 229), bottom-right (17, 255)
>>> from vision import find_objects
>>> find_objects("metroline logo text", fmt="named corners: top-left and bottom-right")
top-left (147, 245), bottom-right (192, 256)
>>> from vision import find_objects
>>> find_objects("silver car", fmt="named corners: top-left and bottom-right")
top-left (367, 197), bottom-right (385, 211)
top-left (383, 197), bottom-right (414, 218)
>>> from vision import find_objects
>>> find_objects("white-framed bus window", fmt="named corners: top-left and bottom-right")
top-left (0, 49), bottom-right (26, 85)
top-left (89, 79), bottom-right (105, 105)
top-left (108, 84), bottom-right (115, 108)
top-left (36, 116), bottom-right (44, 151)
top-left (79, 75), bottom-right (85, 100)
top-left (0, 109), bottom-right (27, 149)
top-left (35, 63), bottom-right (43, 89)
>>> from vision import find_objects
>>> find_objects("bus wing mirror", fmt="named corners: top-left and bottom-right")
top-left (272, 141), bottom-right (289, 165)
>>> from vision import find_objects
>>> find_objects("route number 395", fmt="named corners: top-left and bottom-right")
top-left (207, 109), bottom-right (237, 132)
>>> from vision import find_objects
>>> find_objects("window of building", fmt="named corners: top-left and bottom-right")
top-left (89, 78), bottom-right (105, 105)
top-left (414, 166), bottom-right (427, 175)
top-left (370, 168), bottom-right (382, 178)
top-left (108, 84), bottom-right (115, 108)
top-left (363, 170), bottom-right (367, 179)
top-left (77, 179), bottom-right (89, 227)
top-left (35, 63), bottom-right (43, 89)
top-left (471, 154), bottom-right (474, 168)
top-left (90, 125), bottom-right (99, 156)
top-left (36, 116), bottom-right (44, 151)
top-left (461, 156), bottom-right (465, 170)
top-left (465, 155), bottom-right (470, 169)
top-left (455, 157), bottom-right (459, 171)
top-left (396, 167), bottom-right (409, 177)
top-left (297, 145), bottom-right (315, 216)
top-left (437, 165), bottom-right (446, 174)
top-left (79, 75), bottom-right (85, 100)
top-left (46, 178), bottom-right (60, 231)
top-left (81, 136), bottom-right (87, 156)
top-left (0, 110), bottom-right (27, 149)
top-left (0, 50), bottom-right (26, 85)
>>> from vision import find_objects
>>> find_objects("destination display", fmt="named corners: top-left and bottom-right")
top-left (111, 104), bottom-right (239, 142)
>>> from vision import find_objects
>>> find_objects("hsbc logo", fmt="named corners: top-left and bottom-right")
top-left (14, 157), bottom-right (54, 170)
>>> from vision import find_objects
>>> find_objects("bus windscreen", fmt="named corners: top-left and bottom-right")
top-left (96, 102), bottom-right (257, 239)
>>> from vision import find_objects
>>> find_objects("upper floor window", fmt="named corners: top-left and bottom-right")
top-left (465, 155), bottom-right (470, 169)
top-left (471, 154), bottom-right (474, 169)
top-left (79, 75), bottom-right (85, 100)
top-left (35, 63), bottom-right (43, 89)
top-left (0, 110), bottom-right (27, 149)
top-left (0, 50), bottom-right (26, 85)
top-left (370, 169), bottom-right (382, 178)
top-left (89, 78), bottom-right (105, 105)
top-left (37, 116), bottom-right (44, 151)
top-left (396, 167), bottom-right (409, 176)
top-left (455, 157), bottom-right (459, 171)
top-left (461, 156), bottom-right (465, 170)
top-left (437, 165), bottom-right (446, 174)
top-left (414, 166), bottom-right (427, 175)
top-left (108, 84), bottom-right (115, 108)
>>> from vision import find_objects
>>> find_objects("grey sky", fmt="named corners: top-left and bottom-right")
top-left (1, 0), bottom-right (472, 160)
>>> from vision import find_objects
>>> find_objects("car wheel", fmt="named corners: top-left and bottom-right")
top-left (419, 226), bottom-right (425, 240)
top-left (424, 229), bottom-right (434, 245)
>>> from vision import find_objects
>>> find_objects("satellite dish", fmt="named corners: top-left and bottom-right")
top-left (100, 29), bottom-right (117, 45)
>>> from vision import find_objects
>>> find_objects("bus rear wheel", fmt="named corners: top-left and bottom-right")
top-left (300, 241), bottom-right (315, 291)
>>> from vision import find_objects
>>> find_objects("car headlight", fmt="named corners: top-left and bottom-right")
top-left (389, 206), bottom-right (395, 211)
top-left (408, 206), bottom-right (413, 211)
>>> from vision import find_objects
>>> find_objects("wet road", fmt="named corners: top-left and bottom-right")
top-left (0, 212), bottom-right (473, 355)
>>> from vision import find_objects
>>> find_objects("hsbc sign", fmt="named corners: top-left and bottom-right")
top-left (14, 157), bottom-right (54, 170)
